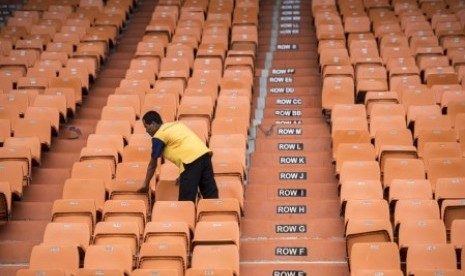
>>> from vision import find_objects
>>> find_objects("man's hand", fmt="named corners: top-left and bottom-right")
top-left (137, 184), bottom-right (149, 193)
top-left (137, 180), bottom-right (150, 193)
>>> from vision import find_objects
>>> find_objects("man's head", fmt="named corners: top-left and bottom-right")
top-left (142, 111), bottom-right (163, 136)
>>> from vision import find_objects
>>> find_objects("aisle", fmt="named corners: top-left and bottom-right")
top-left (240, 0), bottom-right (348, 274)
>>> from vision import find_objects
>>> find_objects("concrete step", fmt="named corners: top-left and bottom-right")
top-left (242, 199), bottom-right (340, 220)
top-left (244, 183), bottom-right (338, 201)
top-left (241, 218), bottom-right (344, 239)
top-left (252, 137), bottom-right (331, 153)
top-left (240, 239), bottom-right (346, 262)
top-left (240, 263), bottom-right (349, 276)
top-left (49, 139), bottom-right (87, 153)
top-left (0, 240), bottom-right (40, 264)
top-left (249, 151), bottom-right (333, 168)
top-left (0, 221), bottom-right (48, 242)
top-left (39, 152), bottom-right (81, 169)
top-left (0, 266), bottom-right (27, 276)
top-left (11, 202), bottom-right (53, 221)
top-left (248, 167), bottom-right (337, 185)
top-left (31, 168), bottom-right (70, 185)
top-left (20, 185), bottom-right (63, 203)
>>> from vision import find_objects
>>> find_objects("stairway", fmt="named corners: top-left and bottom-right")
top-left (240, 0), bottom-right (349, 274)
top-left (0, 1), bottom-right (156, 275)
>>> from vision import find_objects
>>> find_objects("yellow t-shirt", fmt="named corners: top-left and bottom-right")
top-left (154, 121), bottom-right (210, 172)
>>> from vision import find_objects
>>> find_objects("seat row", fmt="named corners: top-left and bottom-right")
top-left (318, 0), bottom-right (465, 116)
top-left (12, 0), bottom-right (260, 275)
top-left (0, 0), bottom-right (136, 222)
top-left (313, 0), bottom-right (465, 274)
top-left (19, 197), bottom-right (241, 275)
top-left (349, 242), bottom-right (465, 276)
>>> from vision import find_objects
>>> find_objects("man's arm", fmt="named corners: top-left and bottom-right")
top-left (143, 157), bottom-right (157, 192)
top-left (142, 137), bottom-right (165, 192)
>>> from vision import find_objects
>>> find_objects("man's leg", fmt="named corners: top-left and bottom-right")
top-left (198, 154), bottom-right (219, 199)
top-left (178, 158), bottom-right (202, 202)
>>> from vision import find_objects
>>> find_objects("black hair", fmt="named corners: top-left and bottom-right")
top-left (143, 110), bottom-right (163, 125)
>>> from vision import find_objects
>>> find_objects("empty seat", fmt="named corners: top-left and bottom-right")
top-left (24, 106), bottom-right (60, 136)
top-left (190, 245), bottom-right (239, 276)
top-left (93, 221), bottom-right (140, 256)
top-left (102, 199), bottom-right (147, 236)
top-left (345, 218), bottom-right (394, 258)
top-left (83, 245), bottom-right (133, 276)
top-left (349, 243), bottom-right (401, 273)
top-left (383, 159), bottom-right (426, 192)
top-left (332, 129), bottom-right (371, 160)
top-left (29, 244), bottom-right (80, 276)
top-left (406, 244), bottom-right (457, 275)
top-left (0, 181), bottom-right (11, 221)
top-left (427, 158), bottom-right (465, 191)
top-left (154, 162), bottom-right (180, 201)
top-left (71, 161), bottom-right (114, 188)
top-left (389, 179), bottom-right (433, 207)
top-left (398, 219), bottom-right (447, 255)
top-left (436, 177), bottom-right (465, 231)
top-left (76, 269), bottom-right (126, 276)
top-left (16, 269), bottom-right (65, 276)
top-left (95, 120), bottom-right (132, 143)
top-left (138, 242), bottom-right (187, 276)
top-left (14, 118), bottom-right (52, 148)
top-left (394, 199), bottom-right (440, 229)
top-left (62, 178), bottom-right (106, 213)
top-left (417, 129), bottom-right (456, 158)
top-left (339, 161), bottom-right (381, 185)
top-left (352, 270), bottom-right (403, 276)
top-left (344, 199), bottom-right (390, 227)
top-left (0, 146), bottom-right (32, 179)
top-left (151, 201), bottom-right (196, 234)
top-left (196, 198), bottom-right (241, 225)
top-left (450, 219), bottom-right (465, 251)
top-left (143, 221), bottom-right (191, 253)
top-left (335, 143), bottom-right (376, 175)
top-left (86, 134), bottom-right (124, 159)
top-left (42, 222), bottom-right (91, 252)
top-left (122, 145), bottom-right (151, 163)
top-left (192, 221), bottom-right (240, 249)
top-left (322, 76), bottom-right (355, 114)
top-left (186, 269), bottom-right (235, 276)
top-left (51, 199), bottom-right (97, 234)
top-left (0, 161), bottom-right (26, 198)
top-left (100, 106), bottom-right (136, 129)
top-left (132, 269), bottom-right (179, 276)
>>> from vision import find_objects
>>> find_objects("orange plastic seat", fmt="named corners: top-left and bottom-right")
top-left (196, 198), bottom-right (241, 225)
top-left (95, 120), bottom-right (132, 143)
top-left (0, 181), bottom-right (11, 221)
top-left (14, 118), bottom-right (52, 148)
top-left (322, 76), bottom-right (355, 114)
top-left (93, 221), bottom-right (140, 256)
top-left (151, 201), bottom-right (196, 233)
top-left (349, 242), bottom-right (400, 274)
top-left (339, 161), bottom-right (380, 186)
top-left (138, 242), bottom-right (187, 276)
top-left (406, 244), bottom-right (457, 275)
top-left (42, 222), bottom-right (91, 252)
top-left (102, 199), bottom-right (147, 236)
top-left (29, 244), bottom-right (80, 276)
top-left (83, 245), bottom-right (133, 276)
top-left (190, 245), bottom-right (239, 276)
top-left (335, 143), bottom-right (376, 175)
top-left (143, 221), bottom-right (190, 253)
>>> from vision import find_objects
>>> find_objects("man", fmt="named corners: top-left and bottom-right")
top-left (142, 110), bottom-right (219, 202)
